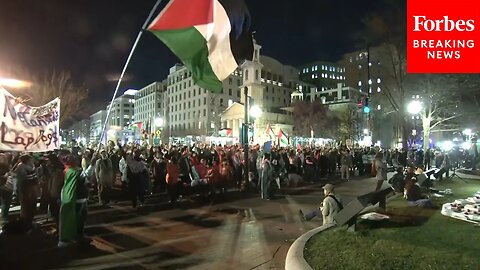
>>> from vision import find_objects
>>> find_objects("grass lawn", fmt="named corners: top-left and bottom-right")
top-left (304, 178), bottom-right (480, 270)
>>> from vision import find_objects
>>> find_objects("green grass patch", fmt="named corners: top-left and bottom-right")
top-left (304, 179), bottom-right (480, 270)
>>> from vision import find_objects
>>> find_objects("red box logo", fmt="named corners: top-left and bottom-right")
top-left (407, 0), bottom-right (480, 73)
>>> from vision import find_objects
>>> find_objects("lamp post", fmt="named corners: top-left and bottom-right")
top-left (243, 86), bottom-right (249, 190)
top-left (407, 100), bottom-right (423, 147)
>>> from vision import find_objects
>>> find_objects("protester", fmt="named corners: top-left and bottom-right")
top-left (374, 152), bottom-right (387, 191)
top-left (95, 150), bottom-right (113, 205)
top-left (58, 154), bottom-right (95, 247)
top-left (44, 153), bottom-right (65, 227)
top-left (14, 155), bottom-right (39, 225)
top-left (260, 153), bottom-right (273, 200)
top-left (299, 183), bottom-right (343, 225)
top-left (340, 149), bottom-right (352, 181)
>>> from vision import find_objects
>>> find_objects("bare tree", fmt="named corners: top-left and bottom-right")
top-left (9, 70), bottom-right (89, 128)
top-left (332, 106), bottom-right (358, 141)
top-left (292, 100), bottom-right (332, 138)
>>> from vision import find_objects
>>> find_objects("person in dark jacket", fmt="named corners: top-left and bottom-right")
top-left (44, 154), bottom-right (65, 226)
top-left (404, 177), bottom-right (435, 208)
top-left (151, 152), bottom-right (167, 193)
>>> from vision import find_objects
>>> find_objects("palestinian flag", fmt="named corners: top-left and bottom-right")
top-left (148, 0), bottom-right (254, 92)
top-left (265, 123), bottom-right (276, 141)
top-left (278, 129), bottom-right (289, 147)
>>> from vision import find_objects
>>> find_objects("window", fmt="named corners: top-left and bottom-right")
top-left (255, 70), bottom-right (259, 80)
top-left (237, 90), bottom-right (240, 97)
top-left (266, 86), bottom-right (269, 93)
top-left (204, 97), bottom-right (206, 105)
top-left (229, 88), bottom-right (232, 95)
top-left (203, 109), bottom-right (206, 116)
top-left (220, 98), bottom-right (224, 106)
top-left (358, 81), bottom-right (362, 87)
top-left (245, 70), bottom-right (249, 80)
top-left (229, 78), bottom-right (232, 85)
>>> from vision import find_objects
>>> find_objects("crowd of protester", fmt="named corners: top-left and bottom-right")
top-left (0, 140), bottom-right (478, 246)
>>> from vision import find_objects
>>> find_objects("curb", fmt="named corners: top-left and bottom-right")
top-left (285, 193), bottom-right (401, 270)
top-left (285, 223), bottom-right (336, 270)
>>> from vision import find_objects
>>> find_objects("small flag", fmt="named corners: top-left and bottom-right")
top-left (265, 123), bottom-right (276, 141)
top-left (278, 129), bottom-right (289, 147)
top-left (148, 0), bottom-right (254, 92)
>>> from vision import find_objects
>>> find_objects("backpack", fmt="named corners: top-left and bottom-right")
top-left (371, 161), bottom-right (377, 177)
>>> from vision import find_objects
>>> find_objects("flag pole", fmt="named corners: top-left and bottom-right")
top-left (99, 0), bottom-right (164, 146)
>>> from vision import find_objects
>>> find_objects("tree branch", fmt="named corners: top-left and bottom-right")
top-left (430, 115), bottom-right (462, 130)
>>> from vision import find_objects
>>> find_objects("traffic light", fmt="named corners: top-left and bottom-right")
top-left (357, 99), bottom-right (363, 109)
top-left (363, 98), bottom-right (370, 113)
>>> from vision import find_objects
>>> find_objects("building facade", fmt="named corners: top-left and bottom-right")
top-left (134, 81), bottom-right (167, 135)
top-left (299, 61), bottom-right (346, 91)
top-left (68, 119), bottom-right (90, 144)
top-left (89, 110), bottom-right (107, 143)
top-left (164, 63), bottom-right (243, 137)
top-left (339, 45), bottom-right (400, 147)
top-left (220, 42), bottom-right (300, 143)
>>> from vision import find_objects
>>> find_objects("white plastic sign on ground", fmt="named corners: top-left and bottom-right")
top-left (0, 88), bottom-right (60, 152)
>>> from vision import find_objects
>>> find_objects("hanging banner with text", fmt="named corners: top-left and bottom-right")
top-left (0, 88), bottom-right (61, 152)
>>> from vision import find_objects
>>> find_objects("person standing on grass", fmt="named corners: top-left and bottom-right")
top-left (299, 183), bottom-right (343, 225)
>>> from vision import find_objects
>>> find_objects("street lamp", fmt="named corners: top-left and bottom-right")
top-left (250, 105), bottom-right (263, 118)
top-left (463, 129), bottom-right (472, 136)
top-left (154, 117), bottom-right (164, 127)
top-left (249, 105), bottom-right (262, 144)
top-left (407, 100), bottom-right (422, 115)
top-left (0, 78), bottom-right (32, 88)
top-left (408, 100), bottom-right (423, 147)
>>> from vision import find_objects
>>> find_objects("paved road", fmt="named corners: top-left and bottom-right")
top-left (0, 175), bottom-right (386, 270)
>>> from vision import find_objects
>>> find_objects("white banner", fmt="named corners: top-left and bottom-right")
top-left (0, 88), bottom-right (61, 152)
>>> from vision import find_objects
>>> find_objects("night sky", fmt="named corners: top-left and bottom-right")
top-left (0, 0), bottom-right (387, 114)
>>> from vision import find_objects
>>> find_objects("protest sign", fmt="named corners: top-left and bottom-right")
top-left (0, 88), bottom-right (60, 152)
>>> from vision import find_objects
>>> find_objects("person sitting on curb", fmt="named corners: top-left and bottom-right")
top-left (299, 183), bottom-right (343, 225)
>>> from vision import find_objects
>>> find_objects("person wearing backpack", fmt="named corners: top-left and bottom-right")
top-left (299, 183), bottom-right (343, 225)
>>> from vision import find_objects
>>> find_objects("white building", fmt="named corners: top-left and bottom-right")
top-left (220, 41), bottom-right (300, 143)
top-left (134, 81), bottom-right (167, 135)
top-left (106, 89), bottom-right (137, 141)
top-left (69, 119), bottom-right (90, 144)
top-left (89, 110), bottom-right (107, 143)
top-left (308, 83), bottom-right (367, 109)
top-left (165, 63), bottom-right (243, 137)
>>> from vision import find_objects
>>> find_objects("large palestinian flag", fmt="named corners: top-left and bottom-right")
top-left (148, 0), bottom-right (254, 92)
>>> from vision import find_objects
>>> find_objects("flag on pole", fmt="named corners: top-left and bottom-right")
top-left (278, 129), bottom-right (289, 147)
top-left (265, 123), bottom-right (276, 141)
top-left (148, 0), bottom-right (254, 92)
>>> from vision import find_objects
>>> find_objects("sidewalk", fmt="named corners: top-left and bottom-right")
top-left (0, 173), bottom-right (390, 270)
